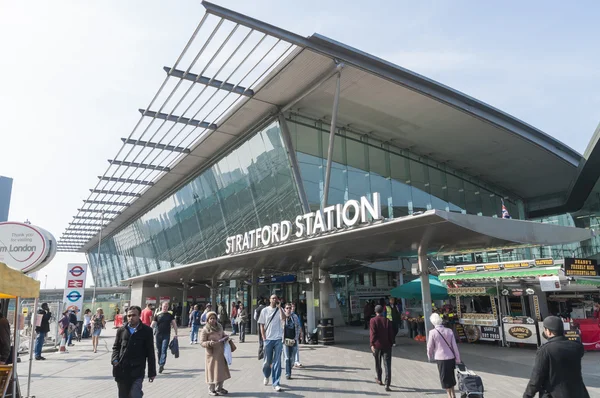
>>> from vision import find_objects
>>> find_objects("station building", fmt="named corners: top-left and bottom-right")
top-left (57, 2), bottom-right (600, 332)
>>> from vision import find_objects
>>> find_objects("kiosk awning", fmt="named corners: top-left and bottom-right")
top-left (0, 262), bottom-right (40, 299)
top-left (439, 266), bottom-right (562, 281)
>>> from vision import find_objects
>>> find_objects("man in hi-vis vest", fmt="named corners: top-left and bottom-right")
top-left (385, 298), bottom-right (401, 347)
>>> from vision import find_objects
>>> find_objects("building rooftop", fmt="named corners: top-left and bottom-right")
top-left (58, 1), bottom-right (588, 253)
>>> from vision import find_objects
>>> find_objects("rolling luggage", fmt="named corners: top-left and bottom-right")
top-left (456, 363), bottom-right (484, 397)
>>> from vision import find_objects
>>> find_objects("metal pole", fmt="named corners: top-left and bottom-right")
top-left (495, 279), bottom-right (505, 347)
top-left (418, 247), bottom-right (433, 338)
top-left (91, 212), bottom-right (104, 310)
top-left (26, 297), bottom-right (38, 398)
top-left (322, 71), bottom-right (341, 210)
top-left (278, 114), bottom-right (311, 213)
top-left (12, 297), bottom-right (21, 398)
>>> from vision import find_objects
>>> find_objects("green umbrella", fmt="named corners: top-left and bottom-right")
top-left (389, 275), bottom-right (449, 300)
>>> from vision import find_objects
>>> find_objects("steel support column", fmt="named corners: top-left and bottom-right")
top-left (211, 275), bottom-right (217, 308)
top-left (418, 247), bottom-right (433, 338)
top-left (251, 269), bottom-right (258, 334)
top-left (311, 262), bottom-right (321, 328)
top-left (322, 71), bottom-right (341, 209)
top-left (182, 283), bottom-right (189, 327)
top-left (278, 114), bottom-right (310, 213)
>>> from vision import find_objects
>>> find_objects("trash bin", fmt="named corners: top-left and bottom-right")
top-left (318, 318), bottom-right (334, 345)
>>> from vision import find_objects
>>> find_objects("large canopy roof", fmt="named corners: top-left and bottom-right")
top-left (124, 210), bottom-right (592, 284)
top-left (58, 2), bottom-right (582, 253)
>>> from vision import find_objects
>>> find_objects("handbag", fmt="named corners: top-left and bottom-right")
top-left (229, 339), bottom-right (237, 353)
top-left (284, 338), bottom-right (296, 347)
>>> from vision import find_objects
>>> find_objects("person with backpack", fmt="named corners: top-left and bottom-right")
top-left (427, 313), bottom-right (461, 398)
top-left (34, 303), bottom-right (52, 360)
top-left (189, 304), bottom-right (202, 344)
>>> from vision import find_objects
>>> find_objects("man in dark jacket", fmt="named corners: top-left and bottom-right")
top-left (67, 310), bottom-right (77, 346)
top-left (112, 306), bottom-right (156, 398)
top-left (523, 316), bottom-right (589, 398)
top-left (370, 305), bottom-right (394, 392)
top-left (34, 303), bottom-right (51, 360)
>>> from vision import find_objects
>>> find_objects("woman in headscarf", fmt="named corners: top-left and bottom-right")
top-left (200, 311), bottom-right (231, 396)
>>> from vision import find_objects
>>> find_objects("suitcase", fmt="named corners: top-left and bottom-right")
top-left (456, 363), bottom-right (484, 397)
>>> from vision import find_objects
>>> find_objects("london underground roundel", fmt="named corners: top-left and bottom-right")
top-left (0, 222), bottom-right (54, 274)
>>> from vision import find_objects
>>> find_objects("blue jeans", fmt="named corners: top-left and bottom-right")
top-left (263, 339), bottom-right (283, 386)
top-left (67, 332), bottom-right (73, 345)
top-left (283, 343), bottom-right (297, 377)
top-left (190, 324), bottom-right (200, 342)
top-left (156, 334), bottom-right (170, 366)
top-left (34, 331), bottom-right (46, 357)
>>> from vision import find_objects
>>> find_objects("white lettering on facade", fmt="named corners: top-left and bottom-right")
top-left (225, 193), bottom-right (383, 255)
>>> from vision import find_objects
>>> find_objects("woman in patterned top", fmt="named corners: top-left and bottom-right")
top-left (91, 308), bottom-right (105, 353)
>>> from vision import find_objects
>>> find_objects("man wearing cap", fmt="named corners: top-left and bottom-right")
top-left (523, 316), bottom-right (589, 398)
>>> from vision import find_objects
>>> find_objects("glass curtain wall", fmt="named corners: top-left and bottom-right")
top-left (88, 121), bottom-right (303, 287)
top-left (286, 114), bottom-right (522, 218)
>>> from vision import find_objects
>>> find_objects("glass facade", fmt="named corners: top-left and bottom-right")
top-left (88, 122), bottom-right (303, 287)
top-left (91, 112), bottom-right (597, 288)
top-left (286, 114), bottom-right (522, 219)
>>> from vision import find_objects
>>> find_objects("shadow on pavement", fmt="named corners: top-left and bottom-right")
top-left (333, 327), bottom-right (600, 389)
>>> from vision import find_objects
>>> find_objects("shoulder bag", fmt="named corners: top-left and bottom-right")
top-left (435, 328), bottom-right (457, 360)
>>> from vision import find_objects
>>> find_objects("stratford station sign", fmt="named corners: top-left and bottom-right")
top-left (225, 193), bottom-right (382, 255)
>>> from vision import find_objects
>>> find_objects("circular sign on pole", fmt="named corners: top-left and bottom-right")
top-left (0, 222), bottom-right (54, 274)
top-left (66, 291), bottom-right (82, 302)
top-left (69, 266), bottom-right (85, 277)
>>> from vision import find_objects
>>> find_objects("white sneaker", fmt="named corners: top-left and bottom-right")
top-left (273, 385), bottom-right (282, 392)
top-left (263, 377), bottom-right (269, 386)
top-left (190, 341), bottom-right (194, 345)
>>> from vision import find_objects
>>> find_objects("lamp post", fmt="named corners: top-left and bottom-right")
top-left (91, 212), bottom-right (104, 309)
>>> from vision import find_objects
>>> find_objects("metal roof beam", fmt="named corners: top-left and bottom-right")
top-left (68, 223), bottom-right (106, 227)
top-left (107, 160), bottom-right (170, 173)
top-left (138, 109), bottom-right (217, 131)
top-left (121, 138), bottom-right (191, 154)
top-left (77, 208), bottom-right (122, 214)
top-left (73, 216), bottom-right (113, 220)
top-left (89, 189), bottom-right (141, 197)
top-left (164, 66), bottom-right (254, 97)
top-left (83, 200), bottom-right (132, 206)
top-left (98, 176), bottom-right (154, 186)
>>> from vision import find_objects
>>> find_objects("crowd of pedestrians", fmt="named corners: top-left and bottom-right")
top-left (30, 292), bottom-right (592, 397)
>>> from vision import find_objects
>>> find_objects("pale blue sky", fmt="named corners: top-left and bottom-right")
top-left (0, 1), bottom-right (598, 288)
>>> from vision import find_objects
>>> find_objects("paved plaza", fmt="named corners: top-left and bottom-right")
top-left (18, 322), bottom-right (600, 397)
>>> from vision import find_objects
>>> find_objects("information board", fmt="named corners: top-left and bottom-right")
top-left (563, 258), bottom-right (599, 277)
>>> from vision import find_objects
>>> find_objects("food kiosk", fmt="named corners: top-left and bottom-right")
top-left (446, 286), bottom-right (503, 345)
top-left (0, 262), bottom-right (41, 398)
top-left (540, 258), bottom-right (600, 351)
top-left (439, 259), bottom-right (563, 348)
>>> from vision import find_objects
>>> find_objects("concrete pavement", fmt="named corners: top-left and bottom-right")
top-left (17, 322), bottom-right (600, 397)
